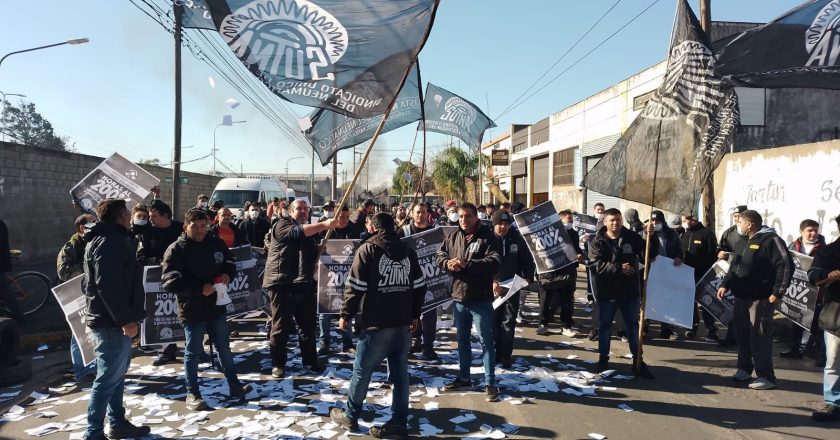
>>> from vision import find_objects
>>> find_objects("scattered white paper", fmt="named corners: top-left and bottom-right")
top-left (588, 434), bottom-right (607, 440)
top-left (618, 403), bottom-right (634, 412)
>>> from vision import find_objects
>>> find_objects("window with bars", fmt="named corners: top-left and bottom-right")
top-left (553, 149), bottom-right (575, 186)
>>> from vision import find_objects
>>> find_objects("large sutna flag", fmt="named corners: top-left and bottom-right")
top-left (421, 83), bottom-right (496, 148)
top-left (181, 0), bottom-right (437, 118)
top-left (582, 0), bottom-right (740, 216)
top-left (716, 0), bottom-right (840, 89)
top-left (302, 64), bottom-right (423, 166)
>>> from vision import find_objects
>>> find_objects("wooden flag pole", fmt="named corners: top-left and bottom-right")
top-left (635, 120), bottom-right (664, 376)
top-left (399, 125), bottom-right (421, 207)
top-left (320, 58), bottom-right (418, 251)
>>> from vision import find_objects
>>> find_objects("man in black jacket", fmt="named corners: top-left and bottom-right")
top-left (643, 210), bottom-right (684, 340)
top-left (491, 210), bottom-right (535, 368)
top-left (329, 213), bottom-right (425, 439)
top-left (716, 205), bottom-right (749, 346)
top-left (161, 209), bottom-right (251, 410)
top-left (536, 209), bottom-right (583, 337)
top-left (239, 203), bottom-right (270, 248)
top-left (680, 214), bottom-right (720, 342)
top-left (263, 199), bottom-right (339, 378)
top-left (435, 203), bottom-right (502, 402)
top-left (318, 206), bottom-right (354, 355)
top-left (136, 200), bottom-right (184, 366)
top-left (398, 202), bottom-right (439, 359)
top-left (717, 210), bottom-right (793, 391)
top-left (808, 214), bottom-right (840, 422)
top-left (589, 208), bottom-right (654, 378)
top-left (82, 199), bottom-right (149, 440)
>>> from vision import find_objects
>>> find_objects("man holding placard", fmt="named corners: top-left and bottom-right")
top-left (161, 209), bottom-right (251, 410)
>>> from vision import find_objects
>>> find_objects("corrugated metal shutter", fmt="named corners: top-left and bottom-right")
top-left (581, 134), bottom-right (621, 157)
top-left (511, 158), bottom-right (527, 176)
top-left (585, 156), bottom-right (623, 213)
top-left (735, 87), bottom-right (765, 126)
top-left (532, 155), bottom-right (549, 193)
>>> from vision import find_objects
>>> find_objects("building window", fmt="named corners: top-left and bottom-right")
top-left (633, 91), bottom-right (655, 111)
top-left (553, 149), bottom-right (575, 186)
top-left (512, 142), bottom-right (527, 153)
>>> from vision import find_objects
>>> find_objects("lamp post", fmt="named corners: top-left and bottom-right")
top-left (212, 116), bottom-right (246, 176)
top-left (285, 156), bottom-right (303, 190)
top-left (0, 38), bottom-right (89, 69)
top-left (0, 91), bottom-right (26, 142)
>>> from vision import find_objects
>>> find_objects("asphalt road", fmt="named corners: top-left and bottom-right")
top-left (0, 281), bottom-right (835, 440)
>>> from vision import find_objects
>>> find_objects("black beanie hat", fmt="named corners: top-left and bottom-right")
top-left (492, 210), bottom-right (513, 226)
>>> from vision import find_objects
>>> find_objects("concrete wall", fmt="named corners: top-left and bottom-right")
top-left (0, 142), bottom-right (222, 263)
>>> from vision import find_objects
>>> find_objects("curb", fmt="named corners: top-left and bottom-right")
top-left (20, 331), bottom-right (71, 349)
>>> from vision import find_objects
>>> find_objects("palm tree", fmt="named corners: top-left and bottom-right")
top-left (430, 146), bottom-right (480, 202)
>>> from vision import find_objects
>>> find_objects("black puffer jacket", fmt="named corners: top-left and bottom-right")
top-left (82, 222), bottom-right (146, 328)
top-left (342, 231), bottom-right (425, 329)
top-left (588, 226), bottom-right (654, 302)
top-left (136, 221), bottom-right (183, 266)
top-left (161, 234), bottom-right (236, 322)
top-left (263, 217), bottom-right (318, 288)
top-left (680, 222), bottom-right (718, 280)
top-left (718, 224), bottom-right (746, 255)
top-left (239, 217), bottom-right (270, 247)
top-left (809, 239), bottom-right (840, 334)
top-left (435, 223), bottom-right (501, 303)
top-left (721, 227), bottom-right (793, 300)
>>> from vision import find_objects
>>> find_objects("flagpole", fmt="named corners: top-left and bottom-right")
top-left (635, 119), bottom-right (663, 376)
top-left (399, 124), bottom-right (421, 207)
top-left (321, 58), bottom-right (419, 251)
top-left (412, 67), bottom-right (428, 206)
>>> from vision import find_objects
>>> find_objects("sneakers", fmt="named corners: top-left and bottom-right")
top-left (536, 325), bottom-right (548, 336)
top-left (108, 421), bottom-right (151, 439)
top-left (83, 433), bottom-right (108, 440)
top-left (748, 377), bottom-right (776, 390)
top-left (302, 363), bottom-right (326, 375)
top-left (685, 331), bottom-right (696, 340)
top-left (271, 367), bottom-right (285, 379)
top-left (186, 393), bottom-right (208, 411)
top-left (329, 407), bottom-right (358, 431)
top-left (703, 333), bottom-right (720, 343)
top-left (636, 362), bottom-right (655, 379)
top-left (421, 348), bottom-right (439, 361)
top-left (137, 345), bottom-right (157, 354)
top-left (587, 329), bottom-right (599, 341)
top-left (151, 352), bottom-right (176, 366)
top-left (443, 377), bottom-right (474, 391)
top-left (812, 403), bottom-right (840, 422)
top-left (485, 385), bottom-right (500, 402)
top-left (228, 380), bottom-right (252, 398)
top-left (561, 327), bottom-right (577, 337)
top-left (317, 344), bottom-right (330, 356)
top-left (780, 349), bottom-right (803, 359)
top-left (731, 369), bottom-right (752, 382)
top-left (369, 422), bottom-right (408, 440)
top-left (659, 329), bottom-right (674, 340)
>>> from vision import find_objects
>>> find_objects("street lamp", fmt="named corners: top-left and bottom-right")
top-left (212, 116), bottom-right (246, 176)
top-left (0, 38), bottom-right (90, 69)
top-left (0, 91), bottom-right (26, 143)
top-left (285, 156), bottom-right (303, 189)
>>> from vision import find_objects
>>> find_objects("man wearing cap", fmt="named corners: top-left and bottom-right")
top-left (717, 205), bottom-right (749, 346)
top-left (436, 203), bottom-right (502, 402)
top-left (491, 210), bottom-right (535, 368)
top-left (318, 201), bottom-right (337, 222)
top-left (437, 201), bottom-right (460, 227)
top-left (680, 214), bottom-right (720, 342)
top-left (352, 199), bottom-right (375, 237)
top-left (643, 210), bottom-right (684, 340)
top-left (536, 209), bottom-right (583, 337)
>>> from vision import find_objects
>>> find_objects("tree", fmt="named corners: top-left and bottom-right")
top-left (429, 145), bottom-right (488, 202)
top-left (1, 101), bottom-right (73, 150)
top-left (139, 158), bottom-right (162, 166)
top-left (391, 160), bottom-right (432, 198)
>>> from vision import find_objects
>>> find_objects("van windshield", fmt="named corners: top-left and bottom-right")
top-left (211, 190), bottom-right (259, 209)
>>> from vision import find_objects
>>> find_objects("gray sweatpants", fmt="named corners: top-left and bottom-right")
top-left (733, 297), bottom-right (775, 381)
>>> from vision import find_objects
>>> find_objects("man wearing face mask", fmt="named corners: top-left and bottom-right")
top-left (130, 205), bottom-right (150, 238)
top-left (717, 205), bottom-right (749, 346)
top-left (717, 210), bottom-right (793, 390)
top-left (318, 201), bottom-right (337, 222)
top-left (643, 210), bottom-right (684, 340)
top-left (437, 203), bottom-right (460, 227)
top-left (782, 219), bottom-right (826, 362)
top-left (195, 194), bottom-right (210, 213)
top-left (398, 203), bottom-right (439, 359)
top-left (536, 210), bottom-right (584, 337)
top-left (679, 214), bottom-right (720, 342)
top-left (239, 203), bottom-right (270, 248)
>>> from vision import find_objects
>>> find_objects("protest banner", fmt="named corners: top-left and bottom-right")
top-left (695, 260), bottom-right (735, 324)
top-left (492, 275), bottom-right (530, 310)
top-left (51, 275), bottom-right (96, 366)
top-left (645, 257), bottom-right (696, 329)
top-left (402, 228), bottom-right (452, 314)
top-left (317, 240), bottom-right (361, 314)
top-left (227, 246), bottom-right (266, 315)
top-left (70, 153), bottom-right (159, 214)
top-left (779, 251), bottom-right (819, 330)
top-left (513, 201), bottom-right (578, 274)
top-left (141, 266), bottom-right (185, 346)
top-left (572, 213), bottom-right (599, 236)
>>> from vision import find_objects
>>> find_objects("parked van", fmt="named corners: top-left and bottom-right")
top-left (210, 177), bottom-right (295, 216)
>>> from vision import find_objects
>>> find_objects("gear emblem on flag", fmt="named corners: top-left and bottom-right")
top-left (441, 97), bottom-right (478, 127)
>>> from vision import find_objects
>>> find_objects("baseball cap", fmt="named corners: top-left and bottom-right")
top-left (492, 210), bottom-right (513, 226)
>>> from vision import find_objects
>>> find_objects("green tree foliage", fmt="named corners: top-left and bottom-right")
top-left (1, 101), bottom-right (73, 150)
top-left (391, 160), bottom-right (432, 197)
top-left (429, 145), bottom-right (489, 202)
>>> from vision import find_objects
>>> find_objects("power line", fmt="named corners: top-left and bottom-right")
top-left (496, 0), bottom-right (663, 120)
top-left (494, 0), bottom-right (623, 119)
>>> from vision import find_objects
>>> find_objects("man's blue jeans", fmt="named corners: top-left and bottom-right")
top-left (71, 335), bottom-right (95, 380)
top-left (319, 314), bottom-right (353, 348)
top-left (344, 327), bottom-right (410, 426)
top-left (454, 301), bottom-right (496, 386)
top-left (825, 330), bottom-right (840, 406)
top-left (85, 327), bottom-right (131, 438)
top-left (597, 297), bottom-right (641, 359)
top-left (183, 314), bottom-right (238, 395)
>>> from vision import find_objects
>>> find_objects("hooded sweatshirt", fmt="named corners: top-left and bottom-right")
top-left (721, 226), bottom-right (794, 300)
top-left (342, 231), bottom-right (425, 330)
top-left (624, 209), bottom-right (644, 233)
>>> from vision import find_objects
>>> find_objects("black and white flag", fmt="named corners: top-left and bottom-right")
top-left (401, 228), bottom-right (452, 314)
top-left (582, 0), bottom-right (739, 216)
top-left (51, 275), bottom-right (96, 366)
top-left (303, 64), bottom-right (423, 166)
top-left (70, 153), bottom-right (159, 215)
top-left (317, 240), bottom-right (360, 314)
top-left (513, 202), bottom-right (579, 274)
top-left (421, 83), bottom-right (496, 148)
top-left (181, 0), bottom-right (438, 118)
top-left (716, 0), bottom-right (840, 89)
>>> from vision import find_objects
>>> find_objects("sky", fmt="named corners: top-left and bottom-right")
top-left (0, 0), bottom-right (807, 189)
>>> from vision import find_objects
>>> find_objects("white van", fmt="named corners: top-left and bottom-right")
top-left (210, 177), bottom-right (295, 217)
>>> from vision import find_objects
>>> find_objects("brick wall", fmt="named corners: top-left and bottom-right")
top-left (0, 142), bottom-right (222, 264)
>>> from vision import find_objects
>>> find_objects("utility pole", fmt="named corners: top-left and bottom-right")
top-left (171, 0), bottom-right (183, 219)
top-left (700, 0), bottom-right (715, 230)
